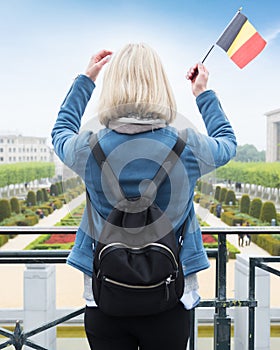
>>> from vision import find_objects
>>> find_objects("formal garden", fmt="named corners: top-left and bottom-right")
top-left (0, 175), bottom-right (85, 248)
top-left (1, 160), bottom-right (280, 256)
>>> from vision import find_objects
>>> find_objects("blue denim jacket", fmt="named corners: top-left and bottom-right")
top-left (52, 75), bottom-right (236, 277)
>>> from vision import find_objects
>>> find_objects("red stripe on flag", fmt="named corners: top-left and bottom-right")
top-left (230, 32), bottom-right (266, 68)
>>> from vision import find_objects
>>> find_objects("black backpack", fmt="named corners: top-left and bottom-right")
top-left (87, 135), bottom-right (187, 317)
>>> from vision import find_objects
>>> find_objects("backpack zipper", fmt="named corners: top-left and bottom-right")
top-left (102, 274), bottom-right (175, 301)
top-left (105, 274), bottom-right (174, 287)
top-left (98, 242), bottom-right (178, 269)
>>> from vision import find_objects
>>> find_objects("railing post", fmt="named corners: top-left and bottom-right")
top-left (24, 264), bottom-right (56, 350)
top-left (234, 255), bottom-right (270, 350)
top-left (214, 233), bottom-right (231, 350)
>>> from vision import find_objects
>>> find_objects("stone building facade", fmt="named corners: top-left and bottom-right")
top-left (0, 134), bottom-right (52, 164)
top-left (265, 108), bottom-right (280, 162)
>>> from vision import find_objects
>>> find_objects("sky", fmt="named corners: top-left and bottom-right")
top-left (1, 0), bottom-right (280, 151)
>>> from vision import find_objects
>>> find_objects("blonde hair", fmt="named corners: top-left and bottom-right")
top-left (97, 43), bottom-right (177, 125)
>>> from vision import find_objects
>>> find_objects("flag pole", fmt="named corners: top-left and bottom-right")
top-left (201, 7), bottom-right (243, 64)
top-left (201, 45), bottom-right (215, 63)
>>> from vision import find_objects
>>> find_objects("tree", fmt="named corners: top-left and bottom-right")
top-left (234, 144), bottom-right (265, 162)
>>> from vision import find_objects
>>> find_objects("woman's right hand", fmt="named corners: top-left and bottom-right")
top-left (186, 63), bottom-right (209, 97)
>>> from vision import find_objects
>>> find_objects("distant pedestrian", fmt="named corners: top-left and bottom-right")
top-left (238, 233), bottom-right (244, 247)
top-left (216, 203), bottom-right (222, 218)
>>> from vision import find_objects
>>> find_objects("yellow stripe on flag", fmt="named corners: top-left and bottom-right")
top-left (227, 20), bottom-right (257, 57)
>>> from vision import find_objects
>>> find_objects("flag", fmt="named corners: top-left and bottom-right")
top-left (216, 12), bottom-right (266, 69)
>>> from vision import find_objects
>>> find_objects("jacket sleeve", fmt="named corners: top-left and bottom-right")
top-left (185, 90), bottom-right (237, 175)
top-left (51, 75), bottom-right (95, 168)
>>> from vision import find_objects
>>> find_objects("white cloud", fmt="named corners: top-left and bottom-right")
top-left (265, 28), bottom-right (280, 43)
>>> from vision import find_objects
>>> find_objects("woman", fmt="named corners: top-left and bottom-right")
top-left (52, 43), bottom-right (236, 349)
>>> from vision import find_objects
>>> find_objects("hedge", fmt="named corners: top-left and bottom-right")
top-left (10, 197), bottom-right (20, 214)
top-left (260, 201), bottom-right (277, 224)
top-left (221, 211), bottom-right (243, 226)
top-left (0, 234), bottom-right (9, 247)
top-left (251, 234), bottom-right (280, 256)
top-left (225, 190), bottom-right (236, 205)
top-left (219, 188), bottom-right (227, 203)
top-left (36, 190), bottom-right (43, 203)
top-left (26, 191), bottom-right (36, 206)
top-left (240, 194), bottom-right (250, 214)
top-left (214, 186), bottom-right (221, 201)
top-left (249, 198), bottom-right (262, 219)
top-left (0, 199), bottom-right (11, 222)
top-left (16, 215), bottom-right (39, 226)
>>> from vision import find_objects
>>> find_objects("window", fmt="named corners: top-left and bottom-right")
top-left (0, 157), bottom-right (3, 161)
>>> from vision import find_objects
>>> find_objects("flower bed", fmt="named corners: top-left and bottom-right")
top-left (44, 234), bottom-right (76, 244)
top-left (202, 234), bottom-right (217, 244)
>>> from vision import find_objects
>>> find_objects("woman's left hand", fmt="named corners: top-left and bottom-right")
top-left (85, 49), bottom-right (113, 82)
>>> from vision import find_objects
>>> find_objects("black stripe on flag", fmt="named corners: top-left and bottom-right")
top-left (216, 12), bottom-right (247, 51)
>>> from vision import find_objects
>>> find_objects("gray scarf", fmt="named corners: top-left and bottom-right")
top-left (108, 117), bottom-right (167, 134)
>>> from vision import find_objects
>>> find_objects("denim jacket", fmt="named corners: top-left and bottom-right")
top-left (52, 75), bottom-right (236, 278)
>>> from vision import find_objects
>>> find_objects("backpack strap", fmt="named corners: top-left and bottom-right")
top-left (142, 136), bottom-right (186, 199)
top-left (88, 132), bottom-right (188, 250)
top-left (89, 133), bottom-right (125, 202)
top-left (90, 132), bottom-right (186, 201)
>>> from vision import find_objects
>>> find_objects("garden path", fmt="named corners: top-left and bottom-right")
top-left (194, 202), bottom-right (270, 256)
top-left (0, 193), bottom-right (85, 251)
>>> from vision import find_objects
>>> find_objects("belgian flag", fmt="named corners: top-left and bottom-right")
top-left (216, 12), bottom-right (266, 69)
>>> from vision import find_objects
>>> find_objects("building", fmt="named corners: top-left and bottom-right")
top-left (265, 108), bottom-right (280, 162)
top-left (0, 134), bottom-right (52, 164)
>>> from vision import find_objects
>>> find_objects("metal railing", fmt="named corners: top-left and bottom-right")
top-left (0, 226), bottom-right (279, 350)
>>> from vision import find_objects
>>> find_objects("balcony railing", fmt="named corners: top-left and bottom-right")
top-left (0, 226), bottom-right (279, 350)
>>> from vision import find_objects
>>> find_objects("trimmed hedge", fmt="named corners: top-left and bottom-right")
top-left (249, 198), bottom-right (262, 219)
top-left (0, 199), bottom-right (11, 222)
top-left (214, 186), bottom-right (221, 201)
top-left (26, 191), bottom-right (36, 206)
top-left (221, 211), bottom-right (243, 226)
top-left (260, 201), bottom-right (277, 224)
top-left (251, 234), bottom-right (280, 256)
top-left (0, 234), bottom-right (9, 247)
top-left (36, 190), bottom-right (43, 203)
top-left (219, 188), bottom-right (227, 203)
top-left (10, 197), bottom-right (20, 214)
top-left (240, 194), bottom-right (250, 214)
top-left (225, 190), bottom-right (236, 205)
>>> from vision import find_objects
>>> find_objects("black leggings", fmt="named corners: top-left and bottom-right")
top-left (84, 303), bottom-right (190, 350)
